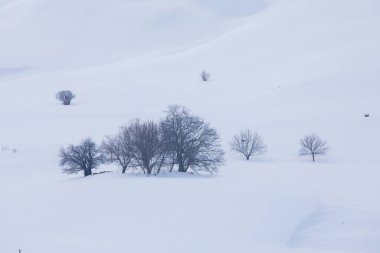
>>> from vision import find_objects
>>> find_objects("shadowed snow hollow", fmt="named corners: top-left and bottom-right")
top-left (289, 206), bottom-right (380, 253)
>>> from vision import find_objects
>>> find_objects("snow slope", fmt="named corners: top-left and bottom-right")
top-left (0, 0), bottom-right (271, 72)
top-left (1, 0), bottom-right (380, 252)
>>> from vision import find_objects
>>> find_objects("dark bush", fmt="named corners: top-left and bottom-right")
top-left (56, 90), bottom-right (75, 105)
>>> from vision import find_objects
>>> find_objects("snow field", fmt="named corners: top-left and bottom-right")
top-left (1, 0), bottom-right (380, 252)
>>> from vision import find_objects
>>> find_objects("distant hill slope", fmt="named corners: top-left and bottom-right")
top-left (0, 0), bottom-right (274, 71)
top-left (0, 0), bottom-right (379, 163)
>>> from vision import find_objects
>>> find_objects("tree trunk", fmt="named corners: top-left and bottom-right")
top-left (84, 168), bottom-right (92, 176)
top-left (312, 153), bottom-right (315, 162)
top-left (142, 159), bottom-right (151, 174)
top-left (177, 154), bottom-right (186, 172)
top-left (169, 163), bottom-right (175, 172)
top-left (178, 160), bottom-right (186, 172)
top-left (122, 167), bottom-right (127, 174)
top-left (246, 155), bottom-right (250, 160)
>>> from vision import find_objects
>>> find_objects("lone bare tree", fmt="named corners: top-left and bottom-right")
top-left (59, 138), bottom-right (103, 176)
top-left (102, 129), bottom-right (133, 173)
top-left (299, 134), bottom-right (329, 162)
top-left (161, 105), bottom-right (224, 173)
top-left (231, 129), bottom-right (266, 160)
top-left (127, 120), bottom-right (167, 175)
top-left (201, 70), bottom-right (210, 81)
top-left (56, 90), bottom-right (75, 105)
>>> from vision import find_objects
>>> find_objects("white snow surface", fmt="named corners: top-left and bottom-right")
top-left (1, 0), bottom-right (380, 252)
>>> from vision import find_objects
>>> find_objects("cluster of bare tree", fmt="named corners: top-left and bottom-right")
top-left (59, 105), bottom-right (225, 177)
top-left (231, 130), bottom-right (328, 162)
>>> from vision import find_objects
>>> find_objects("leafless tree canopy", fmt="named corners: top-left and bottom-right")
top-left (126, 120), bottom-right (167, 175)
top-left (101, 130), bottom-right (133, 173)
top-left (161, 105), bottom-right (224, 173)
top-left (60, 105), bottom-right (226, 176)
top-left (231, 129), bottom-right (266, 160)
top-left (56, 90), bottom-right (75, 105)
top-left (201, 70), bottom-right (210, 81)
top-left (59, 138), bottom-right (103, 176)
top-left (299, 134), bottom-right (329, 162)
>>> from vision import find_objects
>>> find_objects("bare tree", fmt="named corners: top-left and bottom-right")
top-left (59, 138), bottom-right (103, 176)
top-left (231, 129), bottom-right (266, 160)
top-left (299, 134), bottom-right (329, 162)
top-left (161, 105), bottom-right (224, 173)
top-left (101, 129), bottom-right (133, 173)
top-left (56, 90), bottom-right (75, 105)
top-left (127, 120), bottom-right (167, 175)
top-left (201, 70), bottom-right (210, 81)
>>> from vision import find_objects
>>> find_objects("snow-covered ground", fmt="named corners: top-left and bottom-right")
top-left (1, 0), bottom-right (380, 252)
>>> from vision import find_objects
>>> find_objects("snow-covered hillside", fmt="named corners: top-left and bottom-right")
top-left (0, 0), bottom-right (272, 72)
top-left (1, 0), bottom-right (380, 252)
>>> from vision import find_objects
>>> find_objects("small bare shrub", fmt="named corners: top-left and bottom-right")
top-left (56, 90), bottom-right (75, 105)
top-left (201, 70), bottom-right (210, 81)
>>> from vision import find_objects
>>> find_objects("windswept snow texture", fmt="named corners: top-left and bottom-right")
top-left (1, 0), bottom-right (380, 252)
